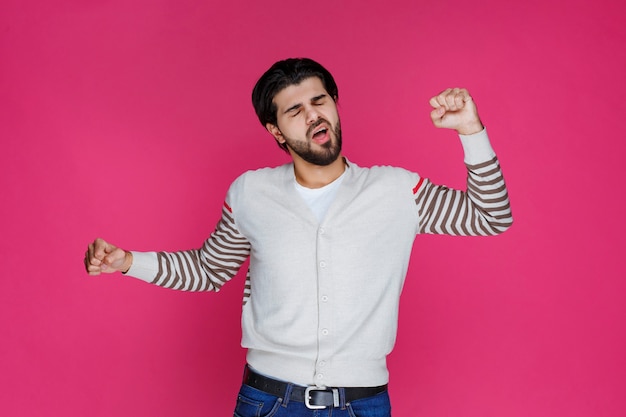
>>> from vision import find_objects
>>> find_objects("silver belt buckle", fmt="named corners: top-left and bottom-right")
top-left (304, 386), bottom-right (340, 409)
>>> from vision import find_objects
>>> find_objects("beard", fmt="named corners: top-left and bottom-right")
top-left (284, 119), bottom-right (342, 166)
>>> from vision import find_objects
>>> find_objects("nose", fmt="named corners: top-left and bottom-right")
top-left (305, 105), bottom-right (320, 125)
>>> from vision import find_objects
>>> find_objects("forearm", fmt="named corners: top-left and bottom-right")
top-left (415, 129), bottom-right (513, 235)
top-left (125, 205), bottom-right (251, 291)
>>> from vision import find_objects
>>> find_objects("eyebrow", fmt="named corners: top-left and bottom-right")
top-left (283, 94), bottom-right (328, 114)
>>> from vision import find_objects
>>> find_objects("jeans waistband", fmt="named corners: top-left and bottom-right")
top-left (242, 365), bottom-right (388, 409)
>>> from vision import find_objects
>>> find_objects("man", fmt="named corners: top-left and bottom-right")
top-left (84, 58), bottom-right (512, 416)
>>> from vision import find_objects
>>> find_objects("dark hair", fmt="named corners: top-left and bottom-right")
top-left (252, 58), bottom-right (339, 151)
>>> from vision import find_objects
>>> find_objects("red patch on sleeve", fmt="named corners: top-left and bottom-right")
top-left (223, 201), bottom-right (232, 213)
top-left (412, 178), bottom-right (424, 194)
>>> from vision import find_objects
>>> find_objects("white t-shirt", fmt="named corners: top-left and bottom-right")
top-left (293, 170), bottom-right (347, 222)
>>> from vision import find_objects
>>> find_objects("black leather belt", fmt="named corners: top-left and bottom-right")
top-left (242, 365), bottom-right (388, 409)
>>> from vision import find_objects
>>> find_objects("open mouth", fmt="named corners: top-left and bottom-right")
top-left (308, 120), bottom-right (332, 145)
top-left (312, 127), bottom-right (328, 140)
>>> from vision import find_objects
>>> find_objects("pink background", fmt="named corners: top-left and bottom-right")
top-left (1, 0), bottom-right (624, 416)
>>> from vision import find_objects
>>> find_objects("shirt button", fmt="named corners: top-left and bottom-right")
top-left (319, 228), bottom-right (325, 235)
top-left (319, 261), bottom-right (326, 268)
top-left (317, 373), bottom-right (324, 380)
top-left (319, 361), bottom-right (326, 367)
top-left (321, 328), bottom-right (329, 336)
top-left (321, 295), bottom-right (329, 302)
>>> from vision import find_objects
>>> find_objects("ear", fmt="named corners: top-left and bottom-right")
top-left (266, 123), bottom-right (285, 145)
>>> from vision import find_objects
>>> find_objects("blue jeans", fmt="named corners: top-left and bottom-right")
top-left (233, 383), bottom-right (392, 417)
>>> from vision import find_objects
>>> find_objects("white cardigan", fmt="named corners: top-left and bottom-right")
top-left (127, 129), bottom-right (512, 387)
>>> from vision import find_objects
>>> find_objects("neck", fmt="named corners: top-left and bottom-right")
top-left (292, 155), bottom-right (346, 189)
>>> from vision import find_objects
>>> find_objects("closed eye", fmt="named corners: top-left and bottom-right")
top-left (284, 104), bottom-right (302, 116)
top-left (311, 94), bottom-right (327, 105)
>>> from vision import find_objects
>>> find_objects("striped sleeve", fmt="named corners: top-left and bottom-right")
top-left (414, 156), bottom-right (513, 236)
top-left (149, 202), bottom-right (251, 291)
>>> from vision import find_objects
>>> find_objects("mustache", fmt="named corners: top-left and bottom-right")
top-left (306, 118), bottom-right (331, 138)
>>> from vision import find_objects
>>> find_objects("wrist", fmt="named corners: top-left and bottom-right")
top-left (121, 251), bottom-right (133, 274)
top-left (456, 120), bottom-right (484, 136)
